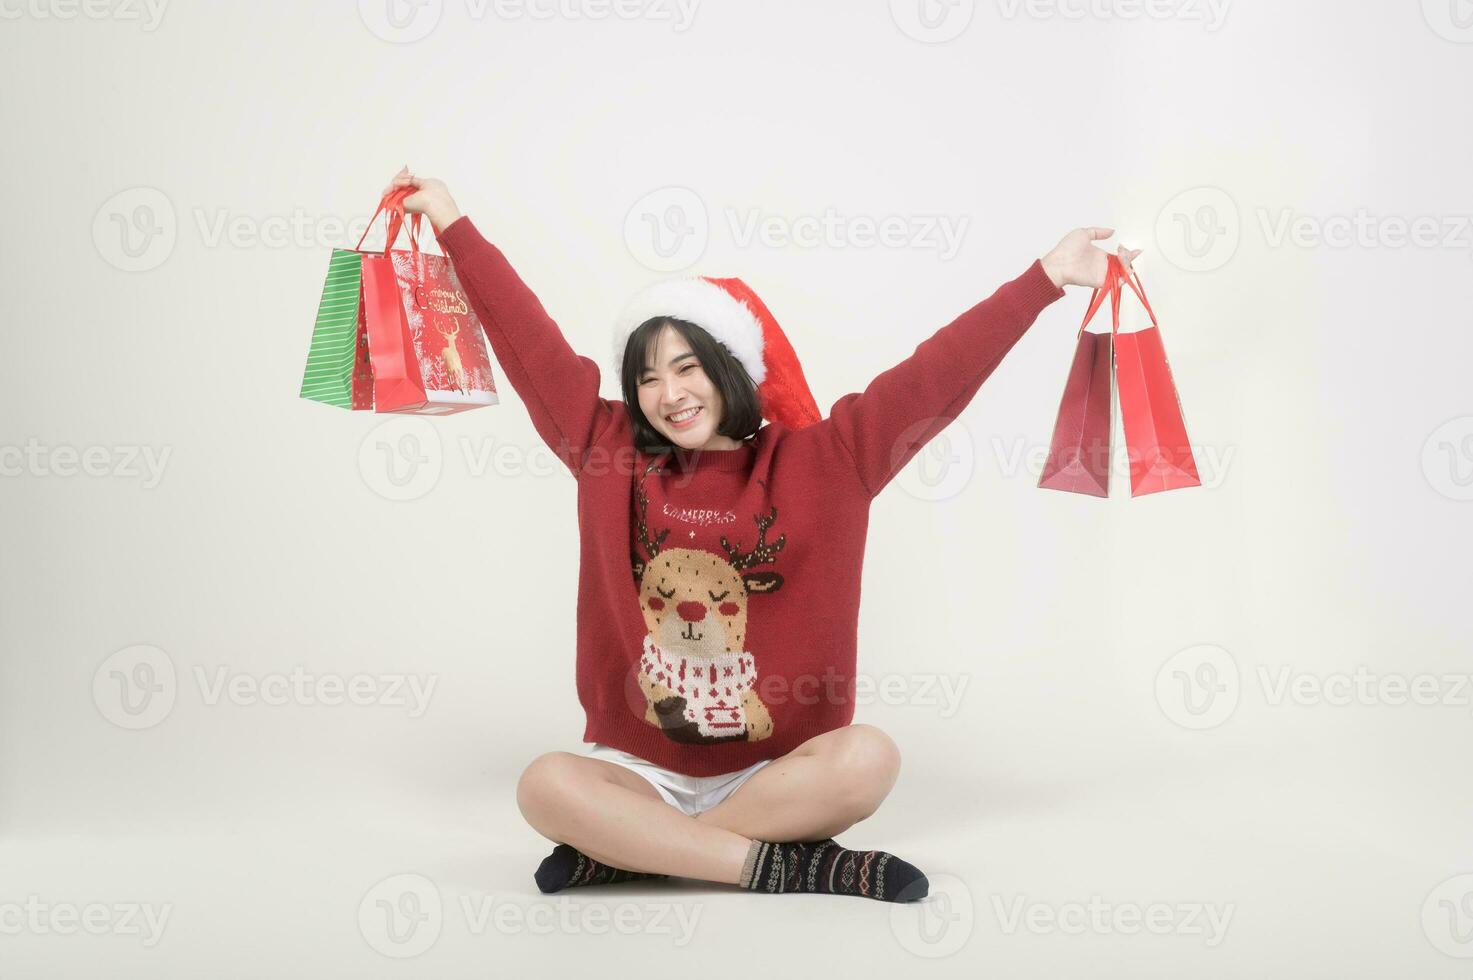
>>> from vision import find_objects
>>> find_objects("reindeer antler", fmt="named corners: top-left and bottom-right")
top-left (634, 462), bottom-right (670, 560)
top-left (720, 506), bottom-right (785, 572)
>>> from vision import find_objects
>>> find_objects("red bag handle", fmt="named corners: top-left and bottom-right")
top-left (353, 186), bottom-right (433, 256)
top-left (1077, 254), bottom-right (1122, 338)
top-left (1076, 253), bottom-right (1159, 338)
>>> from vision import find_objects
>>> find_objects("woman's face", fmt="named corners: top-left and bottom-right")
top-left (636, 325), bottom-right (732, 451)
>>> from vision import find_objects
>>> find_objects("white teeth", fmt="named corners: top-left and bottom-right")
top-left (668, 407), bottom-right (701, 422)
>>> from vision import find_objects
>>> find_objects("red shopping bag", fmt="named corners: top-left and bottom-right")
top-left (300, 188), bottom-right (499, 415)
top-left (1111, 259), bottom-right (1201, 496)
top-left (1038, 271), bottom-right (1117, 497)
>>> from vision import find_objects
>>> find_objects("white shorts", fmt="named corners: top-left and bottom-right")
top-left (583, 742), bottom-right (773, 817)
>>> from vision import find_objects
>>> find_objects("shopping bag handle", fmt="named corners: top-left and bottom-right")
top-left (1076, 253), bottom-right (1159, 338)
top-left (353, 186), bottom-right (433, 256)
top-left (1077, 254), bottom-right (1122, 338)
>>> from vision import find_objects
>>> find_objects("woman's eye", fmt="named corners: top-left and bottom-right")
top-left (681, 365), bottom-right (696, 374)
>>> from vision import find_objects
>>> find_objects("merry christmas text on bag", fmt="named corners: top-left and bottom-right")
top-left (299, 187), bottom-right (499, 415)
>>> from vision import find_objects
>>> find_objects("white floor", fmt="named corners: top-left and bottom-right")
top-left (4, 739), bottom-right (1467, 979)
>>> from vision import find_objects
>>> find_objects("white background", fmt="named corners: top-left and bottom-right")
top-left (2, 0), bottom-right (1471, 976)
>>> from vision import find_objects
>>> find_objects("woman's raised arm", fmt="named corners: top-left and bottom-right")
top-left (388, 168), bottom-right (617, 478)
top-left (815, 229), bottom-right (1138, 498)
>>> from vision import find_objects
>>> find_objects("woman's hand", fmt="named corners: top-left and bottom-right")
top-left (380, 166), bottom-right (462, 235)
top-left (1041, 227), bottom-right (1142, 289)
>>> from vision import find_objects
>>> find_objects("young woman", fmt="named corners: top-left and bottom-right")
top-left (383, 166), bottom-right (1138, 904)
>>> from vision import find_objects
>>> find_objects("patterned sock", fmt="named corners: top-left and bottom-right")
top-left (738, 838), bottom-right (928, 902)
top-left (534, 843), bottom-right (669, 894)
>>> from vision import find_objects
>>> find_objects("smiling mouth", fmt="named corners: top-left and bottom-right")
top-left (666, 406), bottom-right (703, 428)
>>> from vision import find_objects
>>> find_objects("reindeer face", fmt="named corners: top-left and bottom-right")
top-left (632, 469), bottom-right (787, 658)
top-left (638, 547), bottom-right (759, 657)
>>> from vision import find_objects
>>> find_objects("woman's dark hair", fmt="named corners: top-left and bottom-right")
top-left (619, 316), bottom-right (763, 454)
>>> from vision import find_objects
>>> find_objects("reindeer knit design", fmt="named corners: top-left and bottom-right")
top-left (437, 215), bottom-right (1064, 777)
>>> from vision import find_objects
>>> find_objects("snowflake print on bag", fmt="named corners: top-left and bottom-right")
top-left (630, 460), bottom-right (783, 745)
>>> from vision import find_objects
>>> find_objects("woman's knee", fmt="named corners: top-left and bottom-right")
top-left (830, 724), bottom-right (902, 817)
top-left (515, 751), bottom-right (587, 826)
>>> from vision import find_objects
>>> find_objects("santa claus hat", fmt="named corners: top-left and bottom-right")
top-left (612, 275), bottom-right (823, 431)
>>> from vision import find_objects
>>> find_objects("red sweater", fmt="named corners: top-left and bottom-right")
top-left (438, 215), bottom-right (1065, 776)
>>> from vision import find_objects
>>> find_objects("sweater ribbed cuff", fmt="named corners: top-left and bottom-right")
top-left (436, 214), bottom-right (479, 258)
top-left (1009, 258), bottom-right (1068, 321)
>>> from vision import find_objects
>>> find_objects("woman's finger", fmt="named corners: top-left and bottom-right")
top-left (1088, 227), bottom-right (1114, 241)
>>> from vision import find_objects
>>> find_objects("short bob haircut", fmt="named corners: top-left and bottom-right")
top-left (619, 316), bottom-right (763, 454)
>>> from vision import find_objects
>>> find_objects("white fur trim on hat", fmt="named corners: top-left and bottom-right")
top-left (612, 277), bottom-right (767, 385)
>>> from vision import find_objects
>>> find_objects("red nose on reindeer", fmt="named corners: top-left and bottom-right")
top-left (677, 601), bottom-right (707, 623)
